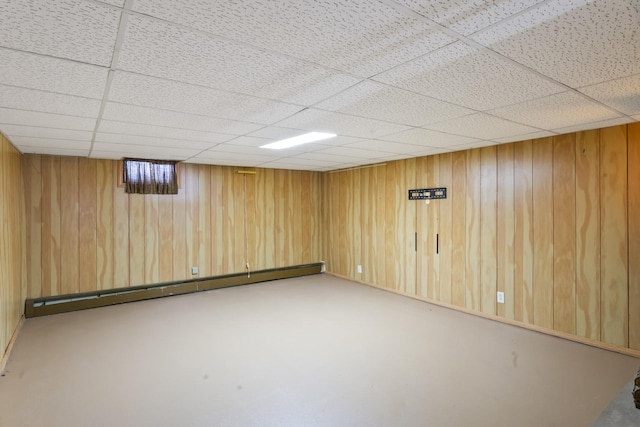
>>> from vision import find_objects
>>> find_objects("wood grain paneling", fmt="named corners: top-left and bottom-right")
top-left (1, 135), bottom-right (26, 361)
top-left (575, 130), bottom-right (600, 340)
top-left (24, 155), bottom-right (41, 298)
top-left (40, 156), bottom-right (60, 297)
top-left (78, 159), bottom-right (97, 294)
top-left (599, 125), bottom-right (628, 347)
top-left (480, 146), bottom-right (497, 316)
top-left (96, 160), bottom-right (114, 290)
top-left (553, 134), bottom-right (576, 334)
top-left (514, 140), bottom-right (534, 324)
top-left (465, 149), bottom-right (481, 312)
top-left (60, 158), bottom-right (79, 295)
top-left (18, 123), bottom-right (640, 354)
top-left (532, 138), bottom-right (554, 329)
top-left (318, 124), bottom-right (640, 353)
top-left (24, 159), bottom-right (322, 298)
top-left (451, 151), bottom-right (466, 308)
top-left (497, 144), bottom-right (515, 320)
top-left (629, 123), bottom-right (640, 350)
top-left (438, 153), bottom-right (453, 305)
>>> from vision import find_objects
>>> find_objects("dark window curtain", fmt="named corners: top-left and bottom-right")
top-left (124, 159), bottom-right (178, 194)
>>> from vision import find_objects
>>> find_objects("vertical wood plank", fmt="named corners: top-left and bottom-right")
top-left (514, 141), bottom-right (534, 324)
top-left (600, 125), bottom-right (628, 347)
top-left (172, 166), bottom-right (187, 280)
top-left (157, 193), bottom-right (173, 282)
top-left (233, 169), bottom-right (247, 272)
top-left (553, 134), bottom-right (577, 334)
top-left (60, 157), bottom-right (79, 295)
top-left (96, 159), bottom-right (114, 290)
top-left (362, 165), bottom-right (385, 286)
top-left (144, 194), bottom-right (159, 284)
top-left (465, 149), bottom-right (481, 311)
top-left (426, 156), bottom-right (440, 299)
top-left (439, 153), bottom-right (453, 304)
top-left (198, 166), bottom-right (212, 277)
top-left (185, 164), bottom-right (199, 277)
top-left (351, 169), bottom-right (362, 278)
top-left (406, 159), bottom-right (417, 295)
top-left (415, 156), bottom-right (429, 298)
top-left (210, 166), bottom-right (224, 274)
top-left (628, 122), bottom-right (640, 350)
top-left (575, 130), bottom-right (601, 341)
top-left (78, 159), bottom-right (97, 293)
top-left (497, 143), bottom-right (515, 320)
top-left (128, 193), bottom-right (145, 286)
top-left (532, 137), bottom-right (554, 329)
top-left (480, 146), bottom-right (497, 316)
top-left (112, 162), bottom-right (129, 288)
top-left (24, 155), bottom-right (42, 298)
top-left (451, 151), bottom-right (466, 308)
top-left (291, 171), bottom-right (304, 267)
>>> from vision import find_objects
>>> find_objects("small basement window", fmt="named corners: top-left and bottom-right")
top-left (121, 158), bottom-right (179, 194)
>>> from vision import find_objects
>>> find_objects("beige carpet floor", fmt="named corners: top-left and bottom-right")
top-left (1, 274), bottom-right (638, 427)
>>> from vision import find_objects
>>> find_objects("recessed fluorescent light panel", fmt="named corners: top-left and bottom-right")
top-left (260, 132), bottom-right (336, 149)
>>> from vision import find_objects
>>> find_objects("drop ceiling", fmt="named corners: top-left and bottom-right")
top-left (0, 0), bottom-right (638, 171)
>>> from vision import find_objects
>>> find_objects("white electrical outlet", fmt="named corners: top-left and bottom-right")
top-left (191, 266), bottom-right (198, 275)
top-left (497, 291), bottom-right (505, 304)
top-left (357, 265), bottom-right (362, 274)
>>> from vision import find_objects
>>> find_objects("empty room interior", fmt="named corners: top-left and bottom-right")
top-left (1, 1), bottom-right (640, 426)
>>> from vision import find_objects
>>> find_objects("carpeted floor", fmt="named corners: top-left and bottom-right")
top-left (1, 274), bottom-right (638, 427)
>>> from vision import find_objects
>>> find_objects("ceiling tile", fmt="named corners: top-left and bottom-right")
top-left (186, 157), bottom-right (264, 167)
top-left (374, 42), bottom-right (564, 111)
top-left (203, 144), bottom-right (286, 158)
top-left (101, 103), bottom-right (262, 135)
top-left (108, 72), bottom-right (302, 125)
top-left (97, 120), bottom-right (235, 144)
top-left (394, 0), bottom-right (547, 35)
top-left (0, 0), bottom-right (120, 66)
top-left (18, 146), bottom-right (90, 157)
top-left (491, 130), bottom-right (556, 144)
top-left (0, 124), bottom-right (92, 141)
top-left (345, 140), bottom-right (433, 154)
top-left (282, 155), bottom-right (344, 168)
top-left (0, 85), bottom-right (101, 117)
top-left (552, 116), bottom-right (634, 136)
top-left (0, 107), bottom-right (96, 131)
top-left (131, 0), bottom-right (454, 76)
top-left (97, 0), bottom-right (124, 7)
top-left (312, 146), bottom-right (395, 160)
top-left (8, 136), bottom-right (91, 150)
top-left (472, 0), bottom-right (640, 87)
top-left (489, 91), bottom-right (622, 131)
top-left (384, 127), bottom-right (482, 147)
top-left (0, 49), bottom-right (108, 98)
top-left (424, 112), bottom-right (540, 140)
top-left (275, 109), bottom-right (411, 139)
top-left (579, 73), bottom-right (640, 116)
top-left (117, 15), bottom-right (361, 105)
top-left (92, 142), bottom-right (200, 159)
top-left (94, 133), bottom-right (215, 150)
top-left (315, 80), bottom-right (473, 126)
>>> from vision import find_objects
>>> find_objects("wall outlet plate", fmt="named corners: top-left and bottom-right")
top-left (497, 291), bottom-right (505, 304)
top-left (357, 265), bottom-right (362, 274)
top-left (191, 266), bottom-right (198, 275)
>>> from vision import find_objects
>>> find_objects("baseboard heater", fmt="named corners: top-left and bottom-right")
top-left (25, 262), bottom-right (325, 318)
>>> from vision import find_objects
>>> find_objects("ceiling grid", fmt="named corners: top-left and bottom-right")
top-left (0, 0), bottom-right (637, 170)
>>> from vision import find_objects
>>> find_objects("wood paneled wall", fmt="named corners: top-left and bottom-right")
top-left (323, 123), bottom-right (640, 351)
top-left (24, 158), bottom-right (321, 298)
top-left (0, 134), bottom-right (26, 360)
